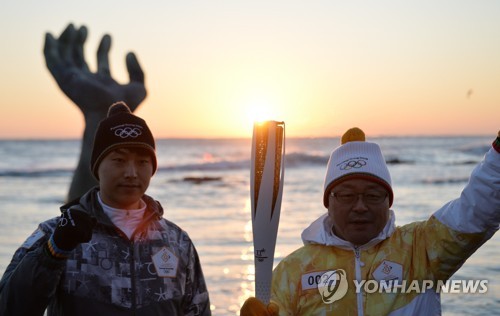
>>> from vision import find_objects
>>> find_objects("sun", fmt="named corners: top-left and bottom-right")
top-left (244, 97), bottom-right (280, 125)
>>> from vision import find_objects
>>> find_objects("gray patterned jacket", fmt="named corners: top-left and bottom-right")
top-left (0, 188), bottom-right (211, 315)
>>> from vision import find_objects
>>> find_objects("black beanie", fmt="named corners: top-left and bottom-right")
top-left (90, 101), bottom-right (157, 180)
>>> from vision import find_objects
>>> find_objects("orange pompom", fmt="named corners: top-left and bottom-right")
top-left (341, 127), bottom-right (365, 144)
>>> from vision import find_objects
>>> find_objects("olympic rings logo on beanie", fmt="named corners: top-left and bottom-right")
top-left (90, 101), bottom-right (157, 180)
top-left (113, 125), bottom-right (143, 138)
top-left (339, 158), bottom-right (367, 170)
top-left (323, 127), bottom-right (393, 208)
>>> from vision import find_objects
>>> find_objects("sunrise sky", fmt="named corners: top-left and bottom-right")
top-left (1, 1), bottom-right (499, 139)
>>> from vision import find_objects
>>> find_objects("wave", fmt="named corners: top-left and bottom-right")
top-left (385, 157), bottom-right (415, 165)
top-left (170, 176), bottom-right (223, 184)
top-left (0, 152), bottom-right (421, 178)
top-left (456, 144), bottom-right (491, 155)
top-left (421, 177), bottom-right (469, 185)
top-left (0, 168), bottom-right (73, 178)
top-left (159, 160), bottom-right (248, 172)
top-left (451, 160), bottom-right (480, 165)
top-left (285, 152), bottom-right (329, 166)
top-left (158, 152), bottom-right (331, 173)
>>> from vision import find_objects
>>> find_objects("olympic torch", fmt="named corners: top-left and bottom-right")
top-left (250, 120), bottom-right (285, 304)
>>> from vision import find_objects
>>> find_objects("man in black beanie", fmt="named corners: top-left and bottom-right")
top-left (0, 102), bottom-right (212, 315)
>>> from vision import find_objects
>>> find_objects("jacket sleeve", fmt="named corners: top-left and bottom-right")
top-left (0, 220), bottom-right (66, 316)
top-left (421, 143), bottom-right (500, 280)
top-left (434, 145), bottom-right (500, 234)
top-left (183, 238), bottom-right (212, 316)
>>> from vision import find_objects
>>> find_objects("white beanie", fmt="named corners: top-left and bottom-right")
top-left (323, 127), bottom-right (393, 208)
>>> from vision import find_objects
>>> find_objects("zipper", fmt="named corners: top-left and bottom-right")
top-left (129, 240), bottom-right (137, 311)
top-left (129, 208), bottom-right (157, 310)
top-left (131, 208), bottom-right (157, 240)
top-left (354, 247), bottom-right (365, 316)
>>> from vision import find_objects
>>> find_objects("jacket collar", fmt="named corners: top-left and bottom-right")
top-left (60, 186), bottom-right (164, 226)
top-left (301, 209), bottom-right (396, 250)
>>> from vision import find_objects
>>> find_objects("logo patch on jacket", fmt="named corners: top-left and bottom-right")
top-left (21, 229), bottom-right (45, 249)
top-left (152, 247), bottom-right (179, 278)
top-left (373, 260), bottom-right (403, 282)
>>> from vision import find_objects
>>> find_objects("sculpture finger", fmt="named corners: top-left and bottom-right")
top-left (97, 34), bottom-right (111, 76)
top-left (58, 24), bottom-right (77, 65)
top-left (126, 52), bottom-right (145, 84)
top-left (74, 26), bottom-right (90, 72)
top-left (43, 33), bottom-right (61, 73)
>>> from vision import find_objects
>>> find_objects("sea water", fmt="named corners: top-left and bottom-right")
top-left (0, 136), bottom-right (498, 315)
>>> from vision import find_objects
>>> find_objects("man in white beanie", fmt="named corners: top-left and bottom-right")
top-left (242, 127), bottom-right (500, 315)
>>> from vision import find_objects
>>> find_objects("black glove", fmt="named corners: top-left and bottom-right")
top-left (47, 209), bottom-right (96, 258)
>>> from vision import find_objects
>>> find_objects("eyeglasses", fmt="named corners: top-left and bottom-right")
top-left (330, 191), bottom-right (388, 205)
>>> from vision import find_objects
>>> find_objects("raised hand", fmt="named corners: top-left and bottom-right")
top-left (47, 209), bottom-right (96, 259)
top-left (43, 23), bottom-right (148, 201)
